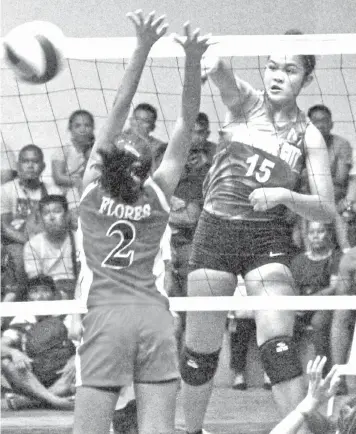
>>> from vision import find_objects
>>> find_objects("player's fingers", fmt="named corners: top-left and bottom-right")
top-left (152, 15), bottom-right (166, 29)
top-left (172, 34), bottom-right (185, 47)
top-left (192, 28), bottom-right (200, 41)
top-left (157, 23), bottom-right (169, 38)
top-left (126, 12), bottom-right (140, 28)
top-left (145, 10), bottom-right (156, 25)
top-left (183, 22), bottom-right (192, 40)
top-left (306, 359), bottom-right (313, 376)
top-left (134, 9), bottom-right (145, 25)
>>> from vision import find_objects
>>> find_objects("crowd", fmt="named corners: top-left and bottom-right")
top-left (1, 11), bottom-right (356, 434)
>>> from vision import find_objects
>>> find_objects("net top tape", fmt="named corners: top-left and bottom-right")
top-left (1, 34), bottom-right (356, 60)
top-left (1, 296), bottom-right (356, 317)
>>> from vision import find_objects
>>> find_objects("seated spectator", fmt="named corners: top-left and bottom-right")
top-left (123, 103), bottom-right (167, 172)
top-left (290, 221), bottom-right (341, 375)
top-left (330, 246), bottom-right (356, 395)
top-left (270, 355), bottom-right (356, 434)
top-left (23, 195), bottom-right (79, 300)
top-left (1, 275), bottom-right (75, 410)
top-left (51, 110), bottom-right (95, 228)
top-left (1, 144), bottom-right (62, 285)
top-left (339, 147), bottom-right (356, 247)
top-left (165, 112), bottom-right (216, 352)
top-left (308, 104), bottom-right (352, 206)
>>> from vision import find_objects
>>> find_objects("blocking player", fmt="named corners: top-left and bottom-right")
top-left (72, 10), bottom-right (210, 434)
top-left (180, 37), bottom-right (337, 434)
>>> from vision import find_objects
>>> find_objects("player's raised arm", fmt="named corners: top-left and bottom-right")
top-left (83, 10), bottom-right (168, 188)
top-left (153, 24), bottom-right (210, 200)
top-left (202, 57), bottom-right (256, 115)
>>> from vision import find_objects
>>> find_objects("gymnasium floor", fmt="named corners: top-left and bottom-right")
top-left (2, 386), bottom-right (353, 434)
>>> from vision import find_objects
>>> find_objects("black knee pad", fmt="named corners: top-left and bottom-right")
top-left (180, 347), bottom-right (220, 386)
top-left (259, 336), bottom-right (303, 386)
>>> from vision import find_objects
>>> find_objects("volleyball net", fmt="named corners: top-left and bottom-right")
top-left (1, 33), bottom-right (356, 320)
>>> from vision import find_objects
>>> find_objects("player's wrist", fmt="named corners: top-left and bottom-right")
top-left (296, 398), bottom-right (319, 416)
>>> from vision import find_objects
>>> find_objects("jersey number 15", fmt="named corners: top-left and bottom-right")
top-left (246, 154), bottom-right (275, 183)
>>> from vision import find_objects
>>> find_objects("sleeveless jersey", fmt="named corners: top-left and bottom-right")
top-left (203, 90), bottom-right (309, 221)
top-left (78, 177), bottom-right (170, 308)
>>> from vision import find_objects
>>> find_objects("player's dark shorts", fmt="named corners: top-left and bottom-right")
top-left (189, 210), bottom-right (295, 276)
top-left (76, 304), bottom-right (179, 389)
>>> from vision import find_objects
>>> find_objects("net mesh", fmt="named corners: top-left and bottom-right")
top-left (1, 34), bottom-right (356, 317)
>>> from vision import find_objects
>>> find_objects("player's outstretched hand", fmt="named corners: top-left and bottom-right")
top-left (127, 10), bottom-right (168, 49)
top-left (296, 356), bottom-right (341, 415)
top-left (173, 22), bottom-right (211, 60)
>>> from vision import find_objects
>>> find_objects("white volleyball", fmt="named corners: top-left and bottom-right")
top-left (3, 21), bottom-right (66, 84)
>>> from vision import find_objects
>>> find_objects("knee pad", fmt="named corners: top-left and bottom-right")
top-left (180, 347), bottom-right (220, 386)
top-left (259, 336), bottom-right (303, 386)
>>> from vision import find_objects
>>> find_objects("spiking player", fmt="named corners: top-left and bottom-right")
top-left (180, 35), bottom-right (337, 434)
top-left (72, 10), bottom-right (210, 434)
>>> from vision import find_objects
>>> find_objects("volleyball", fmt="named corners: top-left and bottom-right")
top-left (3, 21), bottom-right (65, 84)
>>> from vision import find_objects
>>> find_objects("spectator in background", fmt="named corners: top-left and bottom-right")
top-left (290, 221), bottom-right (341, 375)
top-left (339, 147), bottom-right (356, 247)
top-left (1, 144), bottom-right (62, 285)
top-left (1, 275), bottom-right (75, 411)
top-left (123, 102), bottom-right (167, 172)
top-left (330, 246), bottom-right (356, 395)
top-left (51, 110), bottom-right (95, 228)
top-left (307, 105), bottom-right (352, 206)
top-left (1, 141), bottom-right (17, 184)
top-left (23, 195), bottom-right (79, 300)
top-left (165, 112), bottom-right (216, 353)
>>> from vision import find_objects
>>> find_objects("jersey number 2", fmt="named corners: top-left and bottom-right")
top-left (101, 220), bottom-right (136, 269)
top-left (246, 154), bottom-right (275, 183)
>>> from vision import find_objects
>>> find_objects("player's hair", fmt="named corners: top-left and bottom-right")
top-left (284, 29), bottom-right (316, 77)
top-left (68, 109), bottom-right (95, 130)
top-left (39, 194), bottom-right (69, 213)
top-left (307, 104), bottom-right (332, 119)
top-left (18, 144), bottom-right (44, 162)
top-left (27, 275), bottom-right (56, 294)
top-left (98, 144), bottom-right (152, 201)
top-left (133, 103), bottom-right (158, 124)
top-left (196, 112), bottom-right (210, 129)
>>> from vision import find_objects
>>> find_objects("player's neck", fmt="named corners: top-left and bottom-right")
top-left (267, 98), bottom-right (299, 122)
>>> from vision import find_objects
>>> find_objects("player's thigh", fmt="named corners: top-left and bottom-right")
top-left (136, 306), bottom-right (179, 384)
top-left (245, 263), bottom-right (296, 345)
top-left (134, 381), bottom-right (178, 434)
top-left (185, 268), bottom-right (237, 352)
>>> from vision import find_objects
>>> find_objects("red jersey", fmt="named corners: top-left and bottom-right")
top-left (203, 89), bottom-right (309, 221)
top-left (78, 177), bottom-right (170, 308)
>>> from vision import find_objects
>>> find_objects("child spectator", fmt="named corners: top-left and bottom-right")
top-left (123, 103), bottom-right (167, 172)
top-left (1, 144), bottom-right (62, 284)
top-left (23, 195), bottom-right (79, 300)
top-left (51, 110), bottom-right (95, 228)
top-left (1, 275), bottom-right (75, 410)
top-left (290, 221), bottom-right (341, 374)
